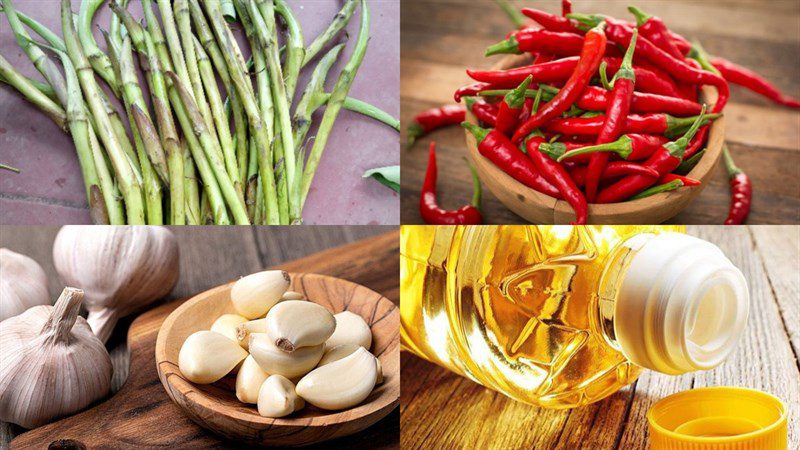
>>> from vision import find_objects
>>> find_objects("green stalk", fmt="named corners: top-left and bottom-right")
top-left (182, 145), bottom-right (202, 225)
top-left (2, 0), bottom-right (68, 107)
top-left (167, 72), bottom-right (249, 224)
top-left (77, 0), bottom-right (119, 95)
top-left (252, 0), bottom-right (297, 220)
top-left (273, 0), bottom-right (304, 100)
top-left (245, 138), bottom-right (258, 222)
top-left (203, 0), bottom-right (280, 224)
top-left (300, 0), bottom-right (370, 216)
top-left (311, 94), bottom-right (400, 131)
top-left (0, 4), bottom-right (66, 51)
top-left (0, 72), bottom-right (57, 102)
top-left (193, 37), bottom-right (240, 194)
top-left (158, 0), bottom-right (193, 98)
top-left (62, 0), bottom-right (143, 223)
top-left (0, 54), bottom-right (67, 130)
top-left (302, 0), bottom-right (356, 67)
top-left (142, 0), bottom-right (172, 72)
top-left (109, 0), bottom-right (129, 49)
top-left (0, 164), bottom-right (20, 173)
top-left (293, 43), bottom-right (345, 149)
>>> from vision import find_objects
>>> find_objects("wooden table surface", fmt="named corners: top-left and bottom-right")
top-left (400, 225), bottom-right (800, 449)
top-left (0, 226), bottom-right (399, 449)
top-left (400, 0), bottom-right (800, 224)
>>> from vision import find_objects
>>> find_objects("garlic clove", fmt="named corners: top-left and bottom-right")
top-left (0, 248), bottom-right (50, 322)
top-left (325, 311), bottom-right (373, 350)
top-left (178, 331), bottom-right (248, 384)
top-left (230, 270), bottom-right (290, 319)
top-left (235, 355), bottom-right (269, 404)
top-left (318, 343), bottom-right (362, 367)
top-left (296, 347), bottom-right (378, 411)
top-left (281, 291), bottom-right (305, 301)
top-left (249, 333), bottom-right (324, 379)
top-left (210, 314), bottom-right (248, 342)
top-left (266, 301), bottom-right (335, 352)
top-left (257, 374), bottom-right (304, 418)
top-left (235, 318), bottom-right (266, 350)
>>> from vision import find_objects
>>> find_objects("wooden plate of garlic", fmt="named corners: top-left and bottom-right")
top-left (155, 271), bottom-right (399, 447)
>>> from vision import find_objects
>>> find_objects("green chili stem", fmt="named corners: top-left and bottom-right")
top-left (630, 179), bottom-right (684, 200)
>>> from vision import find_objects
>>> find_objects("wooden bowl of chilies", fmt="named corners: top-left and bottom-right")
top-left (464, 54), bottom-right (726, 224)
top-left (155, 273), bottom-right (400, 447)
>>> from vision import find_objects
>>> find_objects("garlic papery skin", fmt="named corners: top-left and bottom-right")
top-left (296, 347), bottom-right (378, 411)
top-left (211, 314), bottom-right (248, 342)
top-left (236, 356), bottom-right (269, 404)
top-left (257, 375), bottom-right (304, 418)
top-left (235, 318), bottom-right (266, 350)
top-left (0, 287), bottom-right (112, 428)
top-left (281, 291), bottom-right (304, 301)
top-left (178, 331), bottom-right (248, 384)
top-left (325, 311), bottom-right (372, 350)
top-left (0, 248), bottom-right (50, 322)
top-left (266, 301), bottom-right (336, 352)
top-left (52, 226), bottom-right (179, 344)
top-left (230, 270), bottom-right (290, 319)
top-left (249, 333), bottom-right (324, 379)
top-left (318, 344), bottom-right (362, 367)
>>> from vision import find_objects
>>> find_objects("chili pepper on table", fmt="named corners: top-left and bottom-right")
top-left (495, 76), bottom-right (533, 135)
top-left (629, 179), bottom-right (684, 200)
top-left (627, 6), bottom-right (684, 60)
top-left (711, 57), bottom-right (800, 109)
top-left (595, 105), bottom-right (707, 203)
top-left (551, 134), bottom-right (669, 162)
top-left (512, 22), bottom-right (608, 143)
top-left (406, 104), bottom-right (465, 148)
top-left (462, 122), bottom-right (562, 199)
top-left (659, 173), bottom-right (700, 186)
top-left (527, 134), bottom-right (587, 224)
top-left (464, 97), bottom-right (498, 127)
top-left (569, 15), bottom-right (730, 114)
top-left (585, 29), bottom-right (639, 201)
top-left (419, 142), bottom-right (483, 225)
top-left (521, 8), bottom-right (580, 33)
top-left (722, 146), bottom-right (751, 224)
top-left (455, 82), bottom-right (492, 102)
top-left (544, 112), bottom-right (720, 138)
top-left (570, 161), bottom-right (660, 186)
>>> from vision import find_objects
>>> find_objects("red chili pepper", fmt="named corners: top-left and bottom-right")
top-left (536, 141), bottom-right (589, 162)
top-left (496, 76), bottom-right (533, 135)
top-left (407, 105), bottom-right (465, 148)
top-left (527, 136), bottom-right (587, 224)
top-left (562, 0), bottom-right (572, 16)
top-left (711, 57), bottom-right (800, 109)
top-left (585, 29), bottom-right (638, 201)
top-left (420, 142), bottom-right (483, 225)
top-left (513, 23), bottom-right (608, 143)
top-left (551, 133), bottom-right (668, 162)
top-left (532, 53), bottom-right (555, 65)
top-left (628, 6), bottom-right (684, 60)
top-left (570, 15), bottom-right (729, 113)
top-left (681, 125), bottom-right (709, 160)
top-left (464, 97), bottom-right (498, 127)
top-left (577, 86), bottom-right (702, 116)
top-left (518, 98), bottom-right (534, 123)
top-left (454, 82), bottom-right (492, 103)
top-left (570, 161), bottom-right (660, 186)
top-left (722, 146), bottom-right (751, 224)
top-left (521, 8), bottom-right (579, 33)
top-left (544, 112), bottom-right (720, 137)
top-left (659, 173), bottom-right (700, 187)
top-left (595, 105), bottom-right (707, 203)
top-left (485, 28), bottom-right (588, 57)
top-left (462, 122), bottom-right (562, 199)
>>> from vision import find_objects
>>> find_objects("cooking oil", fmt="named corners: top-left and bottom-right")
top-left (400, 226), bottom-right (749, 409)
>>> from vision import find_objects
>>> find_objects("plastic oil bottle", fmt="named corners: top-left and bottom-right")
top-left (400, 226), bottom-right (749, 409)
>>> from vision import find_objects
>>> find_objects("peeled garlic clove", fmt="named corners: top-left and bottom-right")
top-left (231, 270), bottom-right (290, 319)
top-left (257, 375), bottom-right (304, 418)
top-left (236, 355), bottom-right (269, 404)
top-left (0, 248), bottom-right (50, 322)
top-left (210, 314), bottom-right (248, 342)
top-left (179, 331), bottom-right (248, 384)
top-left (318, 343), bottom-right (362, 367)
top-left (235, 318), bottom-right (266, 350)
top-left (325, 311), bottom-right (372, 350)
top-left (296, 347), bottom-right (377, 411)
top-left (249, 333), bottom-right (324, 379)
top-left (266, 301), bottom-right (335, 352)
top-left (281, 291), bottom-right (304, 301)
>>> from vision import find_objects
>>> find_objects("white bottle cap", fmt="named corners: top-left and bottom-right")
top-left (614, 233), bottom-right (749, 375)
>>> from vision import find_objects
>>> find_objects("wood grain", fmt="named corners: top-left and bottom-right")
top-left (0, 227), bottom-right (399, 449)
top-left (400, 226), bottom-right (800, 450)
top-left (400, 0), bottom-right (800, 224)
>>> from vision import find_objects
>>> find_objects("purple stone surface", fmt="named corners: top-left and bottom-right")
top-left (0, 0), bottom-right (399, 224)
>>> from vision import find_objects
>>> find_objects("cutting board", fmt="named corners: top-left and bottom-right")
top-left (11, 232), bottom-right (400, 449)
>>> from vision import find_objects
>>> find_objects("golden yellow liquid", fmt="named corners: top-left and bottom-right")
top-left (400, 225), bottom-right (685, 408)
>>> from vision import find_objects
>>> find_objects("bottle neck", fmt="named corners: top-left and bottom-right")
top-left (603, 232), bottom-right (749, 375)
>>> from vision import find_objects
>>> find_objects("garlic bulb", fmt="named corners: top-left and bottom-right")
top-left (53, 226), bottom-right (179, 343)
top-left (296, 347), bottom-right (377, 411)
top-left (236, 356), bottom-right (269, 404)
top-left (258, 375), bottom-right (304, 418)
top-left (178, 331), bottom-right (248, 384)
top-left (230, 270), bottom-right (290, 319)
top-left (326, 311), bottom-right (372, 350)
top-left (0, 248), bottom-right (50, 322)
top-left (0, 287), bottom-right (112, 428)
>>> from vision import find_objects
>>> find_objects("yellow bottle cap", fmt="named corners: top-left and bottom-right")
top-left (648, 387), bottom-right (787, 450)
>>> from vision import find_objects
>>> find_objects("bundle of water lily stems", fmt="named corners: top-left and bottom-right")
top-left (0, 0), bottom-right (398, 224)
